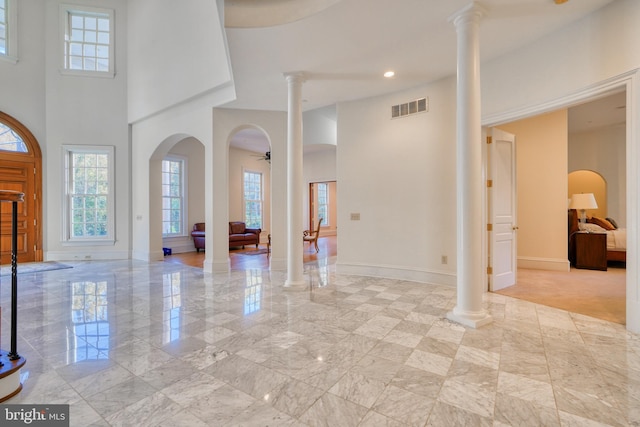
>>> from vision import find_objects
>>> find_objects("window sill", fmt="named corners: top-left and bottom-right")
top-left (0, 55), bottom-right (18, 65)
top-left (162, 235), bottom-right (189, 240)
top-left (59, 68), bottom-right (115, 79)
top-left (61, 239), bottom-right (116, 246)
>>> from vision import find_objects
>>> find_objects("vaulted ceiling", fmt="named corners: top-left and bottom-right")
top-left (224, 0), bottom-right (619, 152)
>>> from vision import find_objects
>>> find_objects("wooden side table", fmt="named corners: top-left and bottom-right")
top-left (574, 232), bottom-right (607, 271)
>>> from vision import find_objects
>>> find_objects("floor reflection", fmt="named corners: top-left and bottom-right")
top-left (162, 271), bottom-right (182, 343)
top-left (306, 258), bottom-right (330, 289)
top-left (71, 280), bottom-right (109, 361)
top-left (244, 269), bottom-right (262, 315)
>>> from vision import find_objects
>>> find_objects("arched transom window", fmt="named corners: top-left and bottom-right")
top-left (0, 121), bottom-right (28, 152)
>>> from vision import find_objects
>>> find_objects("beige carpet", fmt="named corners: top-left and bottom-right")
top-left (496, 266), bottom-right (626, 325)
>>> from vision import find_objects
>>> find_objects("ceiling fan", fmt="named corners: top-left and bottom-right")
top-left (251, 151), bottom-right (271, 163)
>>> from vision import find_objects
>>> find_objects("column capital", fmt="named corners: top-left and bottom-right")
top-left (448, 2), bottom-right (487, 28)
top-left (283, 71), bottom-right (307, 84)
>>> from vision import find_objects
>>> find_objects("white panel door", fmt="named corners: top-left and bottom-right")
top-left (489, 128), bottom-right (517, 291)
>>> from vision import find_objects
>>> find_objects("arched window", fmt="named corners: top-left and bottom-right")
top-left (0, 121), bottom-right (28, 152)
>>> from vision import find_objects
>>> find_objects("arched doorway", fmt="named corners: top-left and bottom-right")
top-left (0, 112), bottom-right (42, 263)
top-left (149, 134), bottom-right (205, 259)
top-left (228, 126), bottom-right (271, 249)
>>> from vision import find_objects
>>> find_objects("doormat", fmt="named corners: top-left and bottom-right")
top-left (235, 249), bottom-right (269, 256)
top-left (0, 261), bottom-right (73, 277)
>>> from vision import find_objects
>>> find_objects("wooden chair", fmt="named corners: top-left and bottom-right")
top-left (303, 218), bottom-right (323, 253)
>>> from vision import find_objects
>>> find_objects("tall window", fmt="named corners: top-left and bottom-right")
top-left (61, 5), bottom-right (114, 76)
top-left (244, 171), bottom-right (262, 229)
top-left (317, 182), bottom-right (329, 226)
top-left (162, 157), bottom-right (185, 236)
top-left (0, 0), bottom-right (17, 62)
top-left (64, 146), bottom-right (114, 243)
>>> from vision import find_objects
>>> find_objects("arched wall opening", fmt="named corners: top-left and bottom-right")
top-left (210, 107), bottom-right (287, 272)
top-left (568, 170), bottom-right (607, 220)
top-left (227, 125), bottom-right (272, 249)
top-left (149, 134), bottom-right (206, 259)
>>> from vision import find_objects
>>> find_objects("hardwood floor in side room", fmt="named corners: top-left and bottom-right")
top-left (497, 265), bottom-right (626, 325)
top-left (164, 235), bottom-right (338, 270)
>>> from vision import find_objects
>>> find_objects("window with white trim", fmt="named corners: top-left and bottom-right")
top-left (61, 4), bottom-right (114, 76)
top-left (63, 146), bottom-right (115, 243)
top-left (0, 0), bottom-right (18, 62)
top-left (243, 171), bottom-right (262, 229)
top-left (317, 182), bottom-right (329, 226)
top-left (162, 157), bottom-right (186, 237)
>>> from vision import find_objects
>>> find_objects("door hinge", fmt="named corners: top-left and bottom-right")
top-left (487, 136), bottom-right (492, 144)
top-left (487, 266), bottom-right (493, 274)
top-left (487, 180), bottom-right (493, 188)
top-left (34, 245), bottom-right (37, 251)
top-left (487, 224), bottom-right (493, 231)
top-left (34, 219), bottom-right (36, 226)
top-left (33, 193), bottom-right (36, 200)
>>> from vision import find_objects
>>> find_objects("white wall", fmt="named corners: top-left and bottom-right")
top-left (497, 110), bottom-right (569, 271)
top-left (336, 77), bottom-right (457, 285)
top-left (0, 0), bottom-right (45, 139)
top-left (483, 0), bottom-right (640, 119)
top-left (482, 0), bottom-right (640, 332)
top-left (569, 124), bottom-right (626, 227)
top-left (127, 0), bottom-right (232, 123)
top-left (303, 106), bottom-right (337, 147)
top-left (44, 0), bottom-right (130, 261)
top-left (303, 146), bottom-right (337, 233)
top-left (0, 0), bottom-right (131, 262)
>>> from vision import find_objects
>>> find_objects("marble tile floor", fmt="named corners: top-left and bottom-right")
top-left (1, 259), bottom-right (639, 426)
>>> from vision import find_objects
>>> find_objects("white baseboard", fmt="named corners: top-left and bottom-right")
top-left (335, 262), bottom-right (455, 287)
top-left (205, 257), bottom-right (230, 273)
top-left (46, 250), bottom-right (131, 262)
top-left (517, 256), bottom-right (570, 272)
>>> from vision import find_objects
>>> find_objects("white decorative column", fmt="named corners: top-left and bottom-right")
top-left (447, 2), bottom-right (492, 328)
top-left (284, 72), bottom-right (306, 289)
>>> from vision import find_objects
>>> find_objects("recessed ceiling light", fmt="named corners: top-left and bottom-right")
top-left (384, 71), bottom-right (395, 78)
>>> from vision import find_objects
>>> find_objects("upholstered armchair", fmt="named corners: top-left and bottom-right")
top-left (191, 223), bottom-right (205, 252)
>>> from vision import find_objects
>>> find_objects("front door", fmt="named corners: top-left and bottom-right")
top-left (0, 112), bottom-right (42, 264)
top-left (488, 128), bottom-right (517, 291)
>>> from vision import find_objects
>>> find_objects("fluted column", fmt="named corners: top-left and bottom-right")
top-left (446, 2), bottom-right (492, 328)
top-left (284, 72), bottom-right (306, 288)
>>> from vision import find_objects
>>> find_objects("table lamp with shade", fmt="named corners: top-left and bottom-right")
top-left (569, 193), bottom-right (598, 225)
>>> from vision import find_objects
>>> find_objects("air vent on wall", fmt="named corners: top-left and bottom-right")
top-left (391, 97), bottom-right (428, 119)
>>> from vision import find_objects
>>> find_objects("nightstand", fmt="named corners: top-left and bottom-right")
top-left (574, 232), bottom-right (607, 271)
